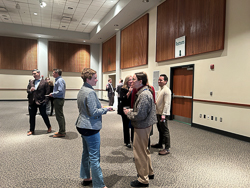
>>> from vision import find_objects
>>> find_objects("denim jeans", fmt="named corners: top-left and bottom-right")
top-left (80, 132), bottom-right (105, 188)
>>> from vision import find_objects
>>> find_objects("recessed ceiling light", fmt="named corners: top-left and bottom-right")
top-left (62, 26), bottom-right (66, 27)
top-left (115, 29), bottom-right (119, 31)
top-left (142, 0), bottom-right (149, 2)
top-left (68, 7), bottom-right (73, 9)
top-left (2, 15), bottom-right (8, 17)
top-left (83, 40), bottom-right (86, 42)
top-left (39, 1), bottom-right (46, 8)
top-left (114, 24), bottom-right (118, 27)
top-left (34, 12), bottom-right (38, 15)
top-left (99, 38), bottom-right (102, 39)
top-left (82, 23), bottom-right (86, 25)
top-left (4, 18), bottom-right (8, 20)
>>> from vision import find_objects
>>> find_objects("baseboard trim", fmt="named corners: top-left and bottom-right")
top-left (192, 123), bottom-right (250, 143)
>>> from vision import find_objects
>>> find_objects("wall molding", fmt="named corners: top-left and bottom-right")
top-left (193, 99), bottom-right (250, 107)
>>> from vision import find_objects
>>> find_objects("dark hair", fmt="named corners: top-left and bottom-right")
top-left (135, 72), bottom-right (147, 86)
top-left (81, 68), bottom-right (97, 82)
top-left (32, 69), bottom-right (40, 73)
top-left (160, 74), bottom-right (168, 82)
top-left (53, 69), bottom-right (62, 76)
top-left (120, 79), bottom-right (123, 83)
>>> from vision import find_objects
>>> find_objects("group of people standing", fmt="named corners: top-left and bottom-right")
top-left (25, 67), bottom-right (171, 188)
top-left (117, 72), bottom-right (172, 187)
top-left (26, 68), bottom-right (66, 138)
top-left (76, 69), bottom-right (172, 188)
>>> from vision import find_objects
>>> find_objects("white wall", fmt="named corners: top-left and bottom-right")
top-left (117, 0), bottom-right (250, 137)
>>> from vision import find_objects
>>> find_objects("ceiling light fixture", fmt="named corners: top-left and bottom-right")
top-left (114, 24), bottom-right (119, 27)
top-left (34, 12), bottom-right (38, 15)
top-left (39, 0), bottom-right (46, 8)
top-left (142, 0), bottom-right (149, 2)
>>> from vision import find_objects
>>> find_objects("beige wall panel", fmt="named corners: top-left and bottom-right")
top-left (0, 90), bottom-right (28, 100)
top-left (193, 102), bottom-right (250, 137)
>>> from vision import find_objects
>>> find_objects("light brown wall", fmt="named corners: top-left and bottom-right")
top-left (102, 35), bottom-right (116, 73)
top-left (0, 36), bottom-right (37, 70)
top-left (48, 41), bottom-right (90, 73)
top-left (156, 0), bottom-right (226, 62)
top-left (121, 14), bottom-right (149, 69)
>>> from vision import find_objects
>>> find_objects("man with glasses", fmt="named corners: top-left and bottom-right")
top-left (151, 74), bottom-right (172, 155)
top-left (27, 69), bottom-right (52, 136)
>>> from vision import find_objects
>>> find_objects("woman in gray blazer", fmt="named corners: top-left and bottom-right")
top-left (75, 68), bottom-right (111, 188)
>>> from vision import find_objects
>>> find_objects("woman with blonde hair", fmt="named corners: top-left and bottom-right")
top-left (117, 75), bottom-right (134, 148)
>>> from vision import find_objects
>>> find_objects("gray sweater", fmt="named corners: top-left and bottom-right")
top-left (75, 82), bottom-right (108, 130)
top-left (127, 86), bottom-right (157, 129)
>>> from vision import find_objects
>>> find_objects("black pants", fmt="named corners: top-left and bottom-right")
top-left (156, 114), bottom-right (170, 149)
top-left (121, 114), bottom-right (134, 144)
top-left (29, 103), bottom-right (51, 132)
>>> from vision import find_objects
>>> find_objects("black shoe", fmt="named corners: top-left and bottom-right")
top-left (130, 180), bottom-right (148, 187)
top-left (81, 180), bottom-right (92, 186)
top-left (151, 143), bottom-right (163, 149)
top-left (126, 143), bottom-right (131, 148)
top-left (137, 174), bottom-right (154, 180)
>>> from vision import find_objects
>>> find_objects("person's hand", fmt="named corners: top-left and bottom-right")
top-left (123, 108), bottom-right (130, 115)
top-left (161, 115), bottom-right (165, 122)
top-left (30, 87), bottom-right (35, 91)
top-left (107, 107), bottom-right (112, 111)
top-left (49, 93), bottom-right (53, 97)
top-left (129, 87), bottom-right (133, 92)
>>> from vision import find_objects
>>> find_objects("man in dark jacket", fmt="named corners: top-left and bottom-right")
top-left (106, 78), bottom-right (115, 106)
top-left (27, 69), bottom-right (52, 136)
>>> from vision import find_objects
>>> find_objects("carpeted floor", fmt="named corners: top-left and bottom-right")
top-left (0, 100), bottom-right (249, 188)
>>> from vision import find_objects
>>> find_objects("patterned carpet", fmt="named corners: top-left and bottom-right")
top-left (0, 100), bottom-right (249, 188)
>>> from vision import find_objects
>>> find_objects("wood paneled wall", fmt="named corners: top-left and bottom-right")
top-left (48, 41), bottom-right (90, 72)
top-left (0, 36), bottom-right (37, 70)
top-left (121, 14), bottom-right (149, 69)
top-left (156, 0), bottom-right (226, 62)
top-left (102, 35), bottom-right (116, 73)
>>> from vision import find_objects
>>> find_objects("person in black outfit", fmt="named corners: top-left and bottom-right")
top-left (118, 75), bottom-right (134, 148)
top-left (48, 80), bottom-right (54, 116)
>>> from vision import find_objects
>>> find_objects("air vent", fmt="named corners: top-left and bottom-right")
top-left (61, 16), bottom-right (72, 23)
top-left (0, 7), bottom-right (8, 12)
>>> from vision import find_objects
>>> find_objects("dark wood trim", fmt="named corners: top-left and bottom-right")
top-left (193, 99), bottom-right (250, 107)
top-left (0, 88), bottom-right (27, 90)
top-left (192, 123), bottom-right (250, 143)
top-left (0, 88), bottom-right (106, 91)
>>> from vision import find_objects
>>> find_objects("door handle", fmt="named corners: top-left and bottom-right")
top-left (173, 94), bottom-right (192, 99)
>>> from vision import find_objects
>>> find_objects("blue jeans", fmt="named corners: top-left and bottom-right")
top-left (80, 132), bottom-right (105, 188)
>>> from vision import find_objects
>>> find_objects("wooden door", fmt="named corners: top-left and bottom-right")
top-left (171, 66), bottom-right (193, 124)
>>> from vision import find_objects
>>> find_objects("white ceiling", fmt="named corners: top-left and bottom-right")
top-left (0, 0), bottom-right (162, 44)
